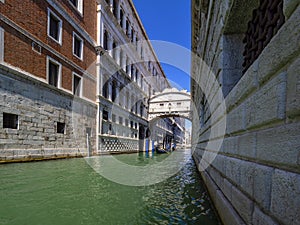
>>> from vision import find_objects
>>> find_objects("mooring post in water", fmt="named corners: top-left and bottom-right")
top-left (86, 133), bottom-right (90, 157)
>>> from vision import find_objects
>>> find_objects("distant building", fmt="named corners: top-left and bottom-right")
top-left (191, 0), bottom-right (300, 224)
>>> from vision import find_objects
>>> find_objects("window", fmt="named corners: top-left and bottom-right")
top-left (125, 119), bottom-right (129, 127)
top-left (119, 116), bottom-right (123, 125)
top-left (126, 20), bottom-right (130, 35)
top-left (120, 9), bottom-right (124, 27)
top-left (140, 104), bottom-right (144, 116)
top-left (3, 113), bottom-right (18, 129)
top-left (103, 30), bottom-right (108, 50)
top-left (112, 114), bottom-right (116, 123)
top-left (160, 103), bottom-right (164, 106)
top-left (113, 0), bottom-right (118, 18)
top-left (57, 122), bottom-right (65, 134)
top-left (112, 41), bottom-right (117, 59)
top-left (73, 73), bottom-right (82, 96)
top-left (48, 9), bottom-right (62, 44)
top-left (131, 66), bottom-right (134, 80)
top-left (130, 121), bottom-right (133, 128)
top-left (103, 110), bottom-right (109, 120)
top-left (102, 81), bottom-right (109, 99)
top-left (47, 57), bottom-right (61, 88)
top-left (242, 0), bottom-right (285, 73)
top-left (135, 70), bottom-right (138, 83)
top-left (69, 0), bottom-right (83, 14)
top-left (73, 32), bottom-right (83, 59)
top-left (112, 81), bottom-right (117, 102)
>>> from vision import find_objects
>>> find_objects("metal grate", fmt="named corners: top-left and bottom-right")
top-left (242, 0), bottom-right (285, 73)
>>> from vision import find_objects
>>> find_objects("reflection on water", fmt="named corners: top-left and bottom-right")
top-left (0, 150), bottom-right (221, 225)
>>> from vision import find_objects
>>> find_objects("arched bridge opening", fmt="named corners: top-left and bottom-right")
top-left (147, 88), bottom-right (192, 151)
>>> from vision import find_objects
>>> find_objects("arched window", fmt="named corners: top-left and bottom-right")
top-left (112, 41), bottom-right (117, 59)
top-left (140, 102), bottom-right (144, 116)
top-left (119, 9), bottom-right (124, 26)
top-left (103, 30), bottom-right (108, 50)
top-left (102, 80), bottom-right (109, 99)
top-left (112, 80), bottom-right (117, 102)
top-left (113, 0), bottom-right (118, 18)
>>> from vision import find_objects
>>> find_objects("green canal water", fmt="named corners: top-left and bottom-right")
top-left (0, 150), bottom-right (221, 225)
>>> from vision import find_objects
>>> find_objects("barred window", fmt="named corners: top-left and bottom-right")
top-left (243, 0), bottom-right (285, 73)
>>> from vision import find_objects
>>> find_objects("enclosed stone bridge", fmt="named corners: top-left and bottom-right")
top-left (148, 88), bottom-right (192, 121)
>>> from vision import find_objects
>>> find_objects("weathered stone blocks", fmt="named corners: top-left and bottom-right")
top-left (231, 185), bottom-right (254, 225)
top-left (245, 73), bottom-right (287, 129)
top-left (256, 123), bottom-right (300, 168)
top-left (252, 206), bottom-right (279, 225)
top-left (270, 169), bottom-right (300, 225)
top-left (286, 56), bottom-right (300, 119)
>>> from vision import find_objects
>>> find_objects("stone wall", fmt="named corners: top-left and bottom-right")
top-left (0, 64), bottom-right (97, 161)
top-left (191, 0), bottom-right (300, 224)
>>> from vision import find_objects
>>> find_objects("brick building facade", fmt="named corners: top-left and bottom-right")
top-left (0, 0), bottom-right (98, 160)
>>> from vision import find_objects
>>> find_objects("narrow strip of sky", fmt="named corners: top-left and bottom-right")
top-left (132, 0), bottom-right (191, 91)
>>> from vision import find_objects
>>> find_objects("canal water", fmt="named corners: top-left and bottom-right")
top-left (0, 150), bottom-right (221, 225)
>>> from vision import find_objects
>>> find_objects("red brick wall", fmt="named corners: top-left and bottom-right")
top-left (0, 0), bottom-right (97, 101)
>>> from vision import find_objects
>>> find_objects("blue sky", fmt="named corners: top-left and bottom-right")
top-left (132, 0), bottom-right (191, 92)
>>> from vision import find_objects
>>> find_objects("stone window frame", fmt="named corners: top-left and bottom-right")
top-left (47, 8), bottom-right (63, 45)
top-left (72, 72), bottom-right (83, 97)
top-left (46, 56), bottom-right (62, 89)
top-left (69, 0), bottom-right (83, 15)
top-left (72, 31), bottom-right (84, 60)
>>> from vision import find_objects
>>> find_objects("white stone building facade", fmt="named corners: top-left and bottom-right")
top-left (96, 0), bottom-right (182, 153)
